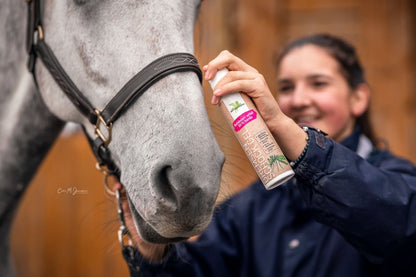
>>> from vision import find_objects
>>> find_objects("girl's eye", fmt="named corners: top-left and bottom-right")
top-left (312, 81), bottom-right (328, 89)
top-left (278, 85), bottom-right (294, 94)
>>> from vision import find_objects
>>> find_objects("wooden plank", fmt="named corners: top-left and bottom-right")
top-left (11, 132), bottom-right (129, 277)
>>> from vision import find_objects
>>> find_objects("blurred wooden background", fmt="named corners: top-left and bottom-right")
top-left (11, 0), bottom-right (416, 276)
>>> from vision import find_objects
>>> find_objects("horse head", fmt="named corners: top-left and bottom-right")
top-left (35, 0), bottom-right (224, 243)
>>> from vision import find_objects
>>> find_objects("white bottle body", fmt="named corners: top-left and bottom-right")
top-left (209, 69), bottom-right (294, 189)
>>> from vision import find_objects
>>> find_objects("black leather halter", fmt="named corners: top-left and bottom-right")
top-left (26, 2), bottom-right (203, 274)
top-left (25, 0), bottom-right (203, 179)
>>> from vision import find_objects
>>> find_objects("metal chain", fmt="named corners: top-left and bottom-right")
top-left (115, 189), bottom-right (142, 276)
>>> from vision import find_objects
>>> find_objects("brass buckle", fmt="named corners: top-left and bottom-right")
top-left (37, 25), bottom-right (44, 41)
top-left (32, 25), bottom-right (44, 46)
top-left (94, 109), bottom-right (112, 147)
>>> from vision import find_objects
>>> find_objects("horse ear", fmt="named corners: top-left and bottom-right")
top-left (350, 83), bottom-right (370, 117)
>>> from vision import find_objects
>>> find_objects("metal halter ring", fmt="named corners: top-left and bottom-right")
top-left (96, 163), bottom-right (117, 196)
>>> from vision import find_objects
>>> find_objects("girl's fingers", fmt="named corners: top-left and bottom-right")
top-left (211, 95), bottom-right (220, 105)
top-left (212, 71), bottom-right (262, 95)
top-left (204, 50), bottom-right (257, 81)
top-left (215, 79), bottom-right (258, 97)
top-left (205, 51), bottom-right (273, 111)
top-left (211, 71), bottom-right (257, 90)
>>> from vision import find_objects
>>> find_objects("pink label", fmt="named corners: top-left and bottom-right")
top-left (233, 110), bottom-right (257, 132)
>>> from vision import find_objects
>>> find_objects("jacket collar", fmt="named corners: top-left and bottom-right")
top-left (340, 127), bottom-right (374, 159)
top-left (340, 126), bottom-right (361, 152)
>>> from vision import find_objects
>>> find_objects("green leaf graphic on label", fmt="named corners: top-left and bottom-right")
top-left (229, 101), bottom-right (245, 113)
top-left (268, 155), bottom-right (288, 169)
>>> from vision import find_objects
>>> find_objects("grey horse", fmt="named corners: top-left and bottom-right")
top-left (0, 0), bottom-right (224, 275)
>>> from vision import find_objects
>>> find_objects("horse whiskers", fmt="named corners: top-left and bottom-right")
top-left (102, 226), bottom-right (126, 256)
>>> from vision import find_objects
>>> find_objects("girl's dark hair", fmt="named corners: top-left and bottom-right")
top-left (276, 33), bottom-right (376, 144)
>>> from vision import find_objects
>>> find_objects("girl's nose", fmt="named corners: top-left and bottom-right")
top-left (290, 84), bottom-right (311, 109)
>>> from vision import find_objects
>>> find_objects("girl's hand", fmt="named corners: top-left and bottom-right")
top-left (204, 50), bottom-right (307, 162)
top-left (203, 50), bottom-right (283, 126)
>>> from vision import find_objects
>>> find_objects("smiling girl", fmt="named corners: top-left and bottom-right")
top-left (133, 34), bottom-right (416, 277)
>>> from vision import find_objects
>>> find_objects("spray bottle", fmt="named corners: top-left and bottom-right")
top-left (209, 69), bottom-right (294, 190)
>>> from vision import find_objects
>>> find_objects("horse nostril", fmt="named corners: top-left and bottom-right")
top-left (152, 165), bottom-right (178, 211)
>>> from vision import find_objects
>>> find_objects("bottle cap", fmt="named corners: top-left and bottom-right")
top-left (208, 68), bottom-right (229, 90)
top-left (264, 169), bottom-right (295, 190)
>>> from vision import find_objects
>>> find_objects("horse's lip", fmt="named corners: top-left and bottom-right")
top-left (126, 195), bottom-right (187, 244)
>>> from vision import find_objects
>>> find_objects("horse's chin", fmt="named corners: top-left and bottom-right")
top-left (126, 196), bottom-right (188, 244)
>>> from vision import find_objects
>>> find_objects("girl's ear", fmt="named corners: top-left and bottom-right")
top-left (350, 83), bottom-right (371, 117)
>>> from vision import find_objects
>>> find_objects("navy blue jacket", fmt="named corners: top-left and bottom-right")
top-left (136, 128), bottom-right (416, 276)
